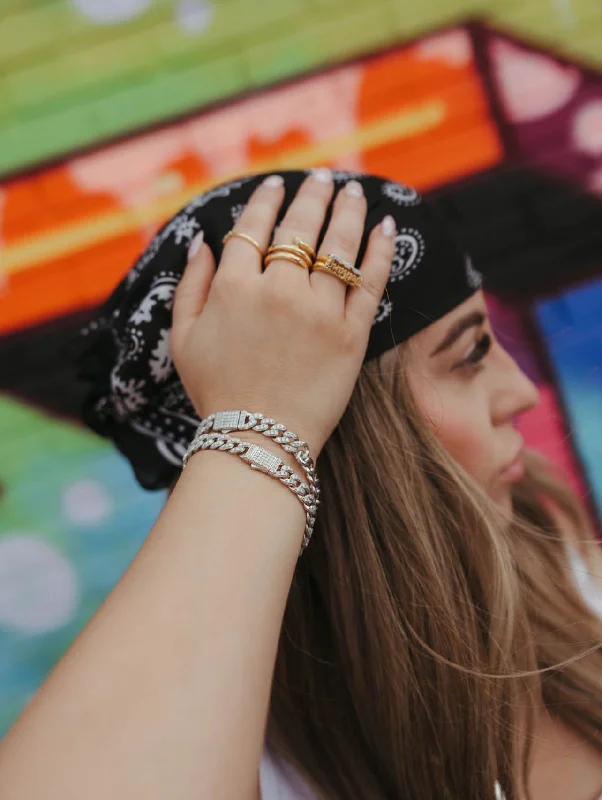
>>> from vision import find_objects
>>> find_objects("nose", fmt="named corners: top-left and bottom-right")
top-left (491, 347), bottom-right (540, 426)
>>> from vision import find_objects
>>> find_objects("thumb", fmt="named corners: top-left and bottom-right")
top-left (172, 232), bottom-right (216, 338)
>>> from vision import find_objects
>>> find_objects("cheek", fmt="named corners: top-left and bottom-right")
top-left (411, 377), bottom-right (493, 485)
top-left (434, 413), bottom-right (490, 481)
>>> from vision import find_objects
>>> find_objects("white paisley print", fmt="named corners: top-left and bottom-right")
top-left (372, 298), bottom-right (393, 326)
top-left (381, 181), bottom-right (421, 206)
top-left (149, 328), bottom-right (172, 383)
top-left (390, 228), bottom-right (426, 282)
top-left (172, 215), bottom-right (200, 245)
top-left (465, 255), bottom-right (483, 289)
top-left (111, 375), bottom-right (146, 418)
top-left (129, 274), bottom-right (178, 326)
top-left (230, 203), bottom-right (246, 223)
top-left (126, 177), bottom-right (253, 287)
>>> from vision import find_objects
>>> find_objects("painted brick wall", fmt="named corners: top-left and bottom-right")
top-left (1, 5), bottom-right (601, 742)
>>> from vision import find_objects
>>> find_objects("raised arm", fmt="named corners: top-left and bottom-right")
top-left (0, 172), bottom-right (395, 800)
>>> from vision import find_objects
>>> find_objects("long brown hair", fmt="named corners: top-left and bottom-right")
top-left (269, 344), bottom-right (602, 799)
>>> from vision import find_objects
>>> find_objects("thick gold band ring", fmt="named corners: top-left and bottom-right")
top-left (222, 230), bottom-right (264, 257)
top-left (264, 251), bottom-right (311, 271)
top-left (265, 243), bottom-right (313, 270)
top-left (313, 254), bottom-right (363, 288)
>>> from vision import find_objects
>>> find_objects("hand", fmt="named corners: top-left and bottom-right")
top-left (171, 171), bottom-right (396, 457)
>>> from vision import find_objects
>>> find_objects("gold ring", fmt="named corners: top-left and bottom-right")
top-left (293, 237), bottom-right (317, 262)
top-left (264, 251), bottom-right (311, 271)
top-left (222, 230), bottom-right (264, 257)
top-left (313, 254), bottom-right (363, 288)
top-left (265, 243), bottom-right (313, 269)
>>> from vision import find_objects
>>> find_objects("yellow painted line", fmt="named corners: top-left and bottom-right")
top-left (1, 100), bottom-right (445, 277)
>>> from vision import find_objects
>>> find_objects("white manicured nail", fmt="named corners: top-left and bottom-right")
top-left (312, 167), bottom-right (332, 183)
top-left (381, 215), bottom-right (396, 237)
top-left (263, 174), bottom-right (284, 187)
top-left (188, 231), bottom-right (204, 260)
top-left (345, 180), bottom-right (363, 198)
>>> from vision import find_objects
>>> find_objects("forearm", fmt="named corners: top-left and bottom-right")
top-left (0, 444), bottom-right (305, 799)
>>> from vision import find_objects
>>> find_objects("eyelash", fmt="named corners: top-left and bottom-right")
top-left (455, 333), bottom-right (492, 371)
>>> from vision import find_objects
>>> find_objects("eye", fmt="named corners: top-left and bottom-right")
top-left (453, 333), bottom-right (491, 371)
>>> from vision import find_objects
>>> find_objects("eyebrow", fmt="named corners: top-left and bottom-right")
top-left (429, 311), bottom-right (486, 357)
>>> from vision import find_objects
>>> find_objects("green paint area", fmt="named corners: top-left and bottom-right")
top-left (0, 394), bottom-right (165, 734)
top-left (1, 0), bottom-right (602, 173)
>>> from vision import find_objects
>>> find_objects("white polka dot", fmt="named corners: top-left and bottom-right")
top-left (62, 480), bottom-right (113, 526)
top-left (175, 0), bottom-right (214, 34)
top-left (573, 101), bottom-right (602, 156)
top-left (69, 0), bottom-right (151, 24)
top-left (0, 535), bottom-right (79, 633)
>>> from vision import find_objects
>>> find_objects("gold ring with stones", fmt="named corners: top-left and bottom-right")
top-left (264, 243), bottom-right (313, 270)
top-left (264, 250), bottom-right (311, 271)
top-left (222, 230), bottom-right (264, 257)
top-left (312, 254), bottom-right (363, 288)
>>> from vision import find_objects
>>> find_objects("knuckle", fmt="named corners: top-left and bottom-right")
top-left (276, 217), bottom-right (311, 243)
top-left (361, 275), bottom-right (385, 299)
top-left (213, 270), bottom-right (241, 297)
top-left (262, 274), bottom-right (298, 309)
top-left (327, 228), bottom-right (358, 256)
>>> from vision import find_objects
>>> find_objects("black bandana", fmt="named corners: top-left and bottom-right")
top-left (71, 170), bottom-right (481, 490)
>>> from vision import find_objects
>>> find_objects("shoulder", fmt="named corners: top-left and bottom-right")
top-left (260, 747), bottom-right (317, 800)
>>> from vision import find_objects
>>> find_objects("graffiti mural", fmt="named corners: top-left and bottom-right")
top-left (1, 19), bottom-right (601, 735)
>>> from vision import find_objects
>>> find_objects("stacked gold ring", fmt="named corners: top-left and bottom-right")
top-left (313, 254), bottom-right (363, 289)
top-left (264, 237), bottom-right (316, 271)
top-left (222, 230), bottom-right (264, 257)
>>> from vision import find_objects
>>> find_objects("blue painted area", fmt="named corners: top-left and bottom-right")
top-left (0, 396), bottom-right (166, 735)
top-left (534, 278), bottom-right (602, 517)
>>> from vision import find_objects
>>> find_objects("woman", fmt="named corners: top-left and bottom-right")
top-left (0, 169), bottom-right (601, 799)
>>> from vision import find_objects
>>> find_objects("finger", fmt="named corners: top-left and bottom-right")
top-left (220, 175), bottom-right (285, 277)
top-left (265, 168), bottom-right (334, 284)
top-left (310, 180), bottom-right (367, 305)
top-left (172, 232), bottom-right (216, 341)
top-left (345, 215), bottom-right (396, 325)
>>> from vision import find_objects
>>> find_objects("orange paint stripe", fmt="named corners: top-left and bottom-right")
top-left (2, 99), bottom-right (446, 278)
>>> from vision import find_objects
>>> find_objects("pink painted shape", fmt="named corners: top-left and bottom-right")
top-left (67, 64), bottom-right (365, 213)
top-left (185, 66), bottom-right (364, 176)
top-left (414, 28), bottom-right (473, 67)
top-left (68, 126), bottom-right (188, 208)
top-left (490, 39), bottom-right (580, 123)
top-left (516, 382), bottom-right (586, 498)
top-left (573, 100), bottom-right (602, 156)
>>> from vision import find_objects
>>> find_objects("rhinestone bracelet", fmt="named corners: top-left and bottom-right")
top-left (198, 410), bottom-right (320, 509)
top-left (183, 430), bottom-right (318, 553)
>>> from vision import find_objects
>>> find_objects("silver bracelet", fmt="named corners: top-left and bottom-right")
top-left (183, 430), bottom-right (318, 553)
top-left (198, 410), bottom-right (320, 509)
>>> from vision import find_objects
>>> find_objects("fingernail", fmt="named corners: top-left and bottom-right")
top-left (311, 167), bottom-right (332, 184)
top-left (188, 231), bottom-right (204, 260)
top-left (381, 215), bottom-right (396, 237)
top-left (345, 180), bottom-right (363, 198)
top-left (263, 174), bottom-right (284, 188)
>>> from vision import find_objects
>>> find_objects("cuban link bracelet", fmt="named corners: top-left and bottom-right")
top-left (183, 431), bottom-right (318, 553)
top-left (197, 410), bottom-right (320, 510)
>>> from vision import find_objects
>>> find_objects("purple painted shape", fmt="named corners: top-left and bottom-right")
top-left (486, 294), bottom-right (544, 383)
top-left (487, 33), bottom-right (602, 189)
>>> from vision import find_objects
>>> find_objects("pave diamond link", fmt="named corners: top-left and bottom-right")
top-left (198, 410), bottom-right (320, 524)
top-left (183, 428), bottom-right (318, 553)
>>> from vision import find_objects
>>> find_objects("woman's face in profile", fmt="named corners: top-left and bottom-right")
top-left (405, 291), bottom-right (540, 514)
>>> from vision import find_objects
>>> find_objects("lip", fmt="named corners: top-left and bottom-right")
top-left (499, 451), bottom-right (525, 483)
